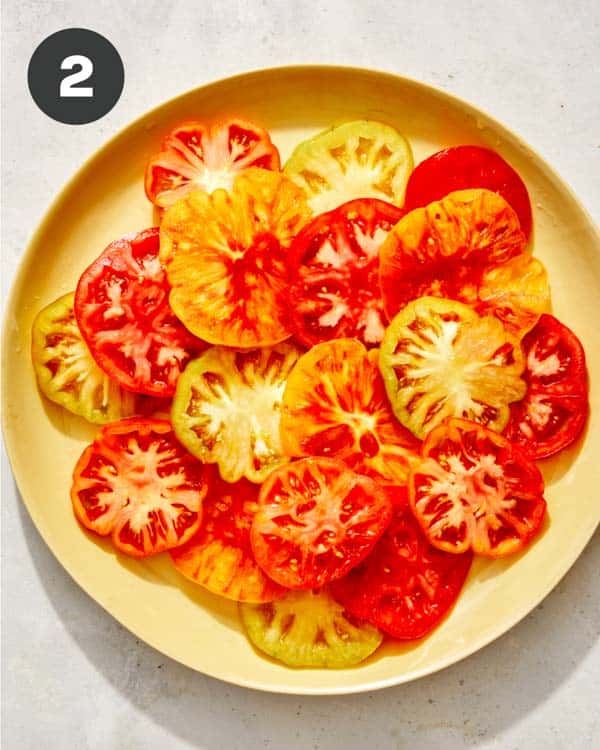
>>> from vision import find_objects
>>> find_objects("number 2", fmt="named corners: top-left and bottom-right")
top-left (59, 55), bottom-right (94, 98)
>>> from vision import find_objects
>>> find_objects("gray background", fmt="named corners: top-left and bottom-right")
top-left (2, 1), bottom-right (599, 748)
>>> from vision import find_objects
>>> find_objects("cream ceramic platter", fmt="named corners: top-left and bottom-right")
top-left (3, 66), bottom-right (600, 694)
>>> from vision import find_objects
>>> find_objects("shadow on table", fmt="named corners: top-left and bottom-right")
top-left (17, 487), bottom-right (599, 749)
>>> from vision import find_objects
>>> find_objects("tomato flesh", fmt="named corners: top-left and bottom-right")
top-left (409, 418), bottom-right (546, 557)
top-left (75, 228), bottom-right (203, 397)
top-left (71, 418), bottom-right (207, 557)
top-left (289, 198), bottom-right (402, 346)
top-left (504, 314), bottom-right (588, 459)
top-left (331, 498), bottom-right (472, 639)
top-left (404, 145), bottom-right (533, 239)
top-left (145, 119), bottom-right (281, 208)
top-left (251, 457), bottom-right (393, 589)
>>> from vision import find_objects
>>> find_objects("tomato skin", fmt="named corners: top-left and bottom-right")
top-left (410, 418), bottom-right (546, 557)
top-left (404, 145), bottom-right (533, 239)
top-left (75, 228), bottom-right (203, 397)
top-left (504, 314), bottom-right (588, 459)
top-left (250, 457), bottom-right (393, 590)
top-left (71, 418), bottom-right (208, 557)
top-left (289, 199), bottom-right (403, 347)
top-left (145, 119), bottom-right (281, 208)
top-left (331, 498), bottom-right (472, 639)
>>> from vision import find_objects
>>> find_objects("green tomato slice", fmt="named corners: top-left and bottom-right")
top-left (172, 343), bottom-right (302, 483)
top-left (31, 293), bottom-right (137, 424)
top-left (284, 120), bottom-right (413, 214)
top-left (379, 297), bottom-right (526, 439)
top-left (240, 589), bottom-right (383, 668)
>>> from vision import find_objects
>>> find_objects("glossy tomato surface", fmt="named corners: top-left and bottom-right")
top-left (71, 418), bottom-right (207, 557)
top-left (289, 198), bottom-right (402, 346)
top-left (404, 145), bottom-right (533, 239)
top-left (251, 458), bottom-right (392, 589)
top-left (331, 498), bottom-right (473, 639)
top-left (410, 418), bottom-right (546, 557)
top-left (75, 228), bottom-right (203, 397)
top-left (505, 314), bottom-right (588, 459)
top-left (145, 119), bottom-right (280, 208)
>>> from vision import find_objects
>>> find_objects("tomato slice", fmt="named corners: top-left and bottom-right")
top-left (71, 418), bottom-right (207, 557)
top-left (159, 168), bottom-right (311, 347)
top-left (410, 418), bottom-right (546, 557)
top-left (75, 228), bottom-right (203, 397)
top-left (144, 119), bottom-right (281, 208)
top-left (281, 339), bottom-right (419, 483)
top-left (240, 589), bottom-right (382, 667)
top-left (172, 343), bottom-right (301, 483)
top-left (250, 458), bottom-right (392, 589)
top-left (284, 120), bottom-right (413, 214)
top-left (379, 189), bottom-right (527, 323)
top-left (379, 297), bottom-right (526, 439)
top-left (31, 292), bottom-right (138, 423)
top-left (504, 314), bottom-right (588, 459)
top-left (331, 498), bottom-right (472, 639)
top-left (404, 145), bottom-right (533, 240)
top-left (170, 470), bottom-right (286, 602)
top-left (289, 198), bottom-right (403, 346)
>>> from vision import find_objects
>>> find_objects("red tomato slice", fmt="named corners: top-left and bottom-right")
top-left (145, 119), bottom-right (281, 208)
top-left (410, 418), bottom-right (546, 557)
top-left (71, 418), bottom-right (207, 557)
top-left (289, 199), bottom-right (403, 346)
top-left (331, 497), bottom-right (472, 639)
top-left (250, 457), bottom-right (393, 589)
top-left (170, 470), bottom-right (286, 602)
top-left (75, 228), bottom-right (203, 397)
top-left (404, 145), bottom-right (533, 239)
top-left (504, 314), bottom-right (588, 459)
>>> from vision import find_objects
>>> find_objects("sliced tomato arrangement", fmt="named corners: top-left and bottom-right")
top-left (170, 469), bottom-right (285, 602)
top-left (331, 498), bottom-right (473, 639)
top-left (289, 198), bottom-right (402, 346)
top-left (71, 418), bottom-right (208, 557)
top-left (281, 338), bottom-right (419, 483)
top-left (504, 314), bottom-right (588, 459)
top-left (145, 119), bottom-right (280, 209)
top-left (404, 145), bottom-right (533, 239)
top-left (75, 228), bottom-right (203, 397)
top-left (379, 297), bottom-right (526, 439)
top-left (410, 418), bottom-right (547, 557)
top-left (159, 168), bottom-right (311, 347)
top-left (251, 458), bottom-right (392, 589)
top-left (284, 120), bottom-right (413, 214)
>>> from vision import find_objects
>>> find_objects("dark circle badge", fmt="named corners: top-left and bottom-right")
top-left (28, 28), bottom-right (124, 125)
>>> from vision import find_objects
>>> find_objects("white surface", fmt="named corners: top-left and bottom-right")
top-left (1, 1), bottom-right (599, 747)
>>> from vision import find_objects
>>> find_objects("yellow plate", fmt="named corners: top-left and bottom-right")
top-left (3, 66), bottom-right (599, 694)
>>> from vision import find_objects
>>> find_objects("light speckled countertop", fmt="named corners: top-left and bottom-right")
top-left (2, 2), bottom-right (599, 748)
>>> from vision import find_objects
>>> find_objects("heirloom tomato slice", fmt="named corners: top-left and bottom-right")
top-left (75, 227), bottom-right (203, 397)
top-left (289, 198), bottom-right (403, 346)
top-left (284, 120), bottom-right (413, 214)
top-left (404, 145), bottom-right (533, 239)
top-left (71, 418), bottom-right (207, 557)
top-left (379, 297), bottom-right (526, 439)
top-left (170, 470), bottom-right (285, 602)
top-left (379, 189), bottom-right (526, 322)
top-left (159, 168), bottom-right (311, 347)
top-left (172, 343), bottom-right (301, 483)
top-left (331, 498), bottom-right (472, 639)
top-left (409, 418), bottom-right (546, 557)
top-left (250, 458), bottom-right (392, 589)
top-left (280, 339), bottom-right (419, 483)
top-left (240, 589), bottom-right (382, 668)
top-left (144, 119), bottom-right (281, 208)
top-left (504, 314), bottom-right (588, 459)
top-left (31, 292), bottom-right (137, 424)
